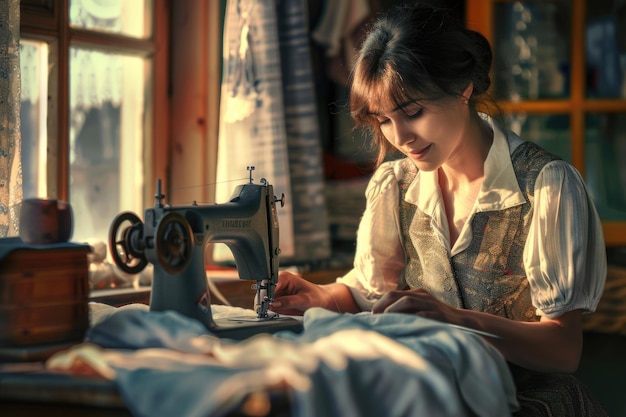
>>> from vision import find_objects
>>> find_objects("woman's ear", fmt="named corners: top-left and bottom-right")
top-left (460, 82), bottom-right (474, 104)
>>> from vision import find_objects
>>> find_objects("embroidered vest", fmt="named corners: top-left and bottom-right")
top-left (398, 141), bottom-right (561, 322)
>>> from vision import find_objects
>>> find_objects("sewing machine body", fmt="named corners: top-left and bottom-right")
top-left (108, 174), bottom-right (302, 339)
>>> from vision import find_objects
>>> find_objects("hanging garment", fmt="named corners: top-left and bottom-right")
top-left (217, 0), bottom-right (330, 264)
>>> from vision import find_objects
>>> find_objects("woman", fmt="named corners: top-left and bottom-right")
top-left (271, 3), bottom-right (607, 416)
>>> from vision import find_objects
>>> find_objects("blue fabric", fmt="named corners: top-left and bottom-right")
top-left (83, 307), bottom-right (518, 417)
top-left (86, 306), bottom-right (208, 350)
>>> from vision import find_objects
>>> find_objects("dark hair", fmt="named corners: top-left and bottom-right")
top-left (349, 3), bottom-right (495, 167)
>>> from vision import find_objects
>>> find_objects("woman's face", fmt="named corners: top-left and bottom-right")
top-left (372, 95), bottom-right (470, 172)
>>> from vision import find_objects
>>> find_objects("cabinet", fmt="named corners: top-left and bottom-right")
top-left (466, 0), bottom-right (626, 246)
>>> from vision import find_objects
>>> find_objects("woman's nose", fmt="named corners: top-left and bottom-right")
top-left (392, 119), bottom-right (415, 146)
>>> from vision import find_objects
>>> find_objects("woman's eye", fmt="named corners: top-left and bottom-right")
top-left (377, 118), bottom-right (390, 125)
top-left (407, 108), bottom-right (423, 119)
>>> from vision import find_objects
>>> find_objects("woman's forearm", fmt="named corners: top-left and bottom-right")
top-left (462, 309), bottom-right (583, 373)
top-left (322, 283), bottom-right (363, 314)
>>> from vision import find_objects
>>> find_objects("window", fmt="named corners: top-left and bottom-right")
top-left (19, 0), bottom-right (169, 243)
top-left (467, 0), bottom-right (626, 246)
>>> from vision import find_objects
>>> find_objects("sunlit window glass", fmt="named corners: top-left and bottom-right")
top-left (585, 0), bottom-right (626, 98)
top-left (585, 113), bottom-right (626, 220)
top-left (505, 113), bottom-right (572, 162)
top-left (69, 48), bottom-right (149, 242)
top-left (19, 40), bottom-right (48, 199)
top-left (493, 1), bottom-right (571, 100)
top-left (69, 0), bottom-right (152, 39)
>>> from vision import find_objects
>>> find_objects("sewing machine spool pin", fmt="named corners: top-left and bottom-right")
top-left (108, 170), bottom-right (302, 339)
top-left (154, 179), bottom-right (165, 208)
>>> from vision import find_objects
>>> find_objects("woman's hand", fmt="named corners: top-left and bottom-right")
top-left (270, 270), bottom-right (330, 316)
top-left (371, 288), bottom-right (460, 324)
top-left (373, 289), bottom-right (584, 373)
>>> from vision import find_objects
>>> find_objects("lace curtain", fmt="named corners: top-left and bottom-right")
top-left (0, 0), bottom-right (22, 237)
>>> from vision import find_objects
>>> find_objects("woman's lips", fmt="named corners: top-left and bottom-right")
top-left (407, 144), bottom-right (431, 160)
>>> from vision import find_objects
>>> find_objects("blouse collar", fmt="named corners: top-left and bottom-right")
top-left (403, 114), bottom-right (526, 213)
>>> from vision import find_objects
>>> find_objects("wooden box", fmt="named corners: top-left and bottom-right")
top-left (0, 238), bottom-right (91, 347)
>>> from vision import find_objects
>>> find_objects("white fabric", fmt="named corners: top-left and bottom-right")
top-left (216, 0), bottom-right (332, 263)
top-left (49, 305), bottom-right (519, 417)
top-left (338, 115), bottom-right (607, 318)
top-left (217, 0), bottom-right (295, 258)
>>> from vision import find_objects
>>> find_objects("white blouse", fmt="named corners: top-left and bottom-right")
top-left (337, 115), bottom-right (607, 319)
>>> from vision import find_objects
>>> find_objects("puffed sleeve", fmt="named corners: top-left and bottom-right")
top-left (336, 161), bottom-right (406, 310)
top-left (523, 160), bottom-right (607, 318)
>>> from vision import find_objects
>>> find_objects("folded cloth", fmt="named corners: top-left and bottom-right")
top-left (89, 302), bottom-right (150, 327)
top-left (49, 306), bottom-right (518, 417)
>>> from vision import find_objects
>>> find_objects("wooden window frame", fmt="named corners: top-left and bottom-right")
top-left (466, 0), bottom-right (626, 246)
top-left (19, 0), bottom-right (170, 207)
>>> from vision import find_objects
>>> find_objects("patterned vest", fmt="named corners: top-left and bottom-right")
top-left (398, 141), bottom-right (561, 322)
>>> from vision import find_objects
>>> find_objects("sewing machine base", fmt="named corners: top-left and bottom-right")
top-left (210, 316), bottom-right (303, 340)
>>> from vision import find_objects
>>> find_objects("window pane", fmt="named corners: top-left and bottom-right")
top-left (70, 48), bottom-right (149, 242)
top-left (585, 0), bottom-right (626, 98)
top-left (20, 40), bottom-right (48, 199)
top-left (585, 113), bottom-right (626, 220)
top-left (505, 113), bottom-right (572, 162)
top-left (493, 1), bottom-right (571, 100)
top-left (69, 0), bottom-right (153, 38)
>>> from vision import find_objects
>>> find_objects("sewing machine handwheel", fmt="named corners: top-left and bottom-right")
top-left (108, 211), bottom-right (149, 275)
top-left (155, 212), bottom-right (193, 275)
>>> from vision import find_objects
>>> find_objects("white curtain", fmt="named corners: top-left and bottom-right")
top-left (0, 0), bottom-right (22, 237)
top-left (217, 0), bottom-right (330, 264)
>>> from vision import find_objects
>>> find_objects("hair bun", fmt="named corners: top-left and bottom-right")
top-left (468, 30), bottom-right (492, 95)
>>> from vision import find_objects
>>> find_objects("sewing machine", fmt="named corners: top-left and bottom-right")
top-left (108, 167), bottom-right (302, 339)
